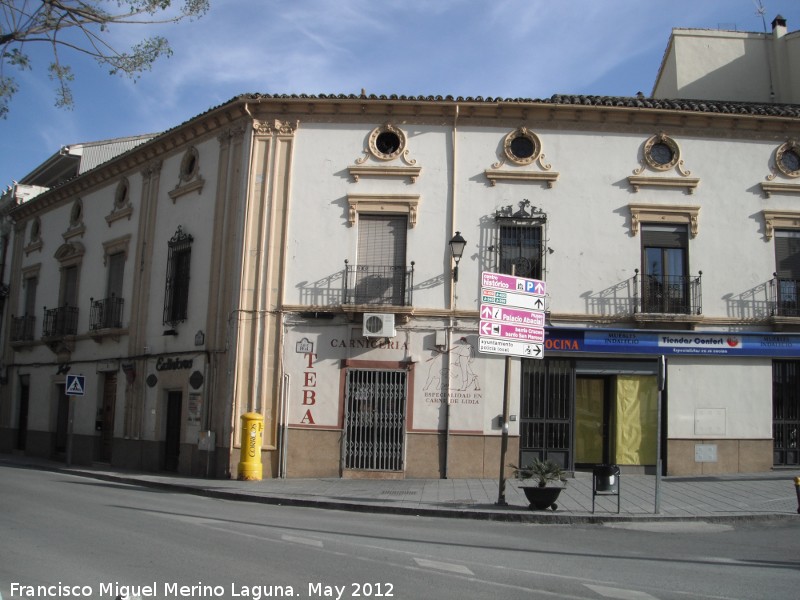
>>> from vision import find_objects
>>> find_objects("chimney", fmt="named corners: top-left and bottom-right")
top-left (772, 14), bottom-right (787, 38)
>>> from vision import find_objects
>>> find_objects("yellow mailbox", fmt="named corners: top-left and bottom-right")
top-left (237, 412), bottom-right (264, 481)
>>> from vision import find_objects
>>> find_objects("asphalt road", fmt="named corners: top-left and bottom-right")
top-left (1, 464), bottom-right (798, 600)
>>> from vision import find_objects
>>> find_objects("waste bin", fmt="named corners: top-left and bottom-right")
top-left (592, 464), bottom-right (621, 514)
top-left (593, 464), bottom-right (620, 493)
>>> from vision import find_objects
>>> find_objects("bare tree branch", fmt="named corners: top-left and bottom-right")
top-left (0, 0), bottom-right (209, 117)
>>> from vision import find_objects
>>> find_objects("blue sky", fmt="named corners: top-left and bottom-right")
top-left (1, 0), bottom-right (799, 187)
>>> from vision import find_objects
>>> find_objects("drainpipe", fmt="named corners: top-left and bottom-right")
top-left (444, 104), bottom-right (461, 479)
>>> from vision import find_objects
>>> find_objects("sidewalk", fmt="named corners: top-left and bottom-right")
top-left (3, 455), bottom-right (799, 524)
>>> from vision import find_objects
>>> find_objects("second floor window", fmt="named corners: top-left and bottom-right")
top-left (163, 226), bottom-right (193, 326)
top-left (352, 214), bottom-right (408, 305)
top-left (497, 224), bottom-right (543, 278)
top-left (774, 229), bottom-right (800, 316)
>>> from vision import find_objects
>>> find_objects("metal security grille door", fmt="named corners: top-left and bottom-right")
top-left (519, 359), bottom-right (573, 469)
top-left (343, 369), bottom-right (407, 471)
top-left (773, 361), bottom-right (800, 466)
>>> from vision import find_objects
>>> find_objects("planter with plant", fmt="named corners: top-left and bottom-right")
top-left (510, 458), bottom-right (567, 511)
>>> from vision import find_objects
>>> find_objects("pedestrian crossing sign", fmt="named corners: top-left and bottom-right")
top-left (66, 374), bottom-right (85, 396)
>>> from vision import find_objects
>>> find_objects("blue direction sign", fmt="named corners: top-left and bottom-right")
top-left (66, 374), bottom-right (85, 396)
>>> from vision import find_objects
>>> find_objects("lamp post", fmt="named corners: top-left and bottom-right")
top-left (448, 231), bottom-right (466, 282)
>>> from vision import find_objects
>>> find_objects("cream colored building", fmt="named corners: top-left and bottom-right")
top-left (0, 90), bottom-right (798, 479)
top-left (653, 15), bottom-right (800, 103)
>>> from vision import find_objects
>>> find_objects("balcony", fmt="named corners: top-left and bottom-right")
top-left (90, 295), bottom-right (124, 331)
top-left (633, 270), bottom-right (703, 326)
top-left (10, 315), bottom-right (35, 343)
top-left (769, 276), bottom-right (800, 326)
top-left (343, 261), bottom-right (414, 307)
top-left (42, 305), bottom-right (79, 338)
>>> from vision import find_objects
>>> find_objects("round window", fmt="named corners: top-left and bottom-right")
top-left (368, 125), bottom-right (406, 161)
top-left (777, 143), bottom-right (800, 177)
top-left (502, 128), bottom-right (541, 165)
top-left (643, 134), bottom-right (680, 170)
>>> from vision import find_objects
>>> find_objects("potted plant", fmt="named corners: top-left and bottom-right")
top-left (511, 458), bottom-right (567, 511)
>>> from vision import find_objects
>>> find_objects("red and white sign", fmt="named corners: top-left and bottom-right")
top-left (480, 304), bottom-right (545, 327)
top-left (480, 321), bottom-right (545, 343)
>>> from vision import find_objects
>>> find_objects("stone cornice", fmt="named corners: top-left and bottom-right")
top-left (9, 95), bottom-right (798, 222)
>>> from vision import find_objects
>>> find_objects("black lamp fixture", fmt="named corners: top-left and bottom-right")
top-left (448, 231), bottom-right (467, 282)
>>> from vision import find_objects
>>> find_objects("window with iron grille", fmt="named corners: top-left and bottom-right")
top-left (163, 226), bottom-right (193, 326)
top-left (497, 224), bottom-right (543, 278)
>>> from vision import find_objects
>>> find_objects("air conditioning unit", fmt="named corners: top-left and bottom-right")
top-left (363, 313), bottom-right (396, 338)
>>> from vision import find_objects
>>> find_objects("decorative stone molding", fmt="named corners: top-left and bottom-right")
top-left (761, 140), bottom-right (800, 197)
top-left (252, 119), bottom-right (299, 136)
top-left (353, 124), bottom-right (418, 170)
top-left (62, 198), bottom-right (85, 240)
top-left (24, 217), bottom-right (43, 255)
top-left (484, 170), bottom-right (559, 187)
top-left (168, 177), bottom-right (205, 202)
top-left (629, 133), bottom-right (699, 194)
top-left (347, 165), bottom-right (421, 183)
top-left (102, 235), bottom-right (132, 265)
top-left (346, 193), bottom-right (421, 227)
top-left (629, 204), bottom-right (700, 237)
top-left (485, 127), bottom-right (558, 187)
top-left (169, 146), bottom-right (205, 202)
top-left (628, 175), bottom-right (700, 194)
top-left (762, 209), bottom-right (800, 239)
top-left (106, 177), bottom-right (133, 225)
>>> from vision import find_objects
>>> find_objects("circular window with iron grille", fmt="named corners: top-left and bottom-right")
top-left (368, 125), bottom-right (406, 161)
top-left (503, 128), bottom-right (541, 165)
top-left (643, 134), bottom-right (680, 171)
top-left (776, 141), bottom-right (800, 178)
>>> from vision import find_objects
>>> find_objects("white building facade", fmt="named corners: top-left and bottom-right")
top-left (0, 91), bottom-right (798, 479)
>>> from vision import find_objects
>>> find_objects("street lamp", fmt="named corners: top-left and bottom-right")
top-left (448, 231), bottom-right (467, 282)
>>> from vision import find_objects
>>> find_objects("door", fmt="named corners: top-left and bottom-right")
top-left (773, 361), bottom-right (800, 466)
top-left (519, 359), bottom-right (572, 469)
top-left (55, 386), bottom-right (69, 453)
top-left (98, 373), bottom-right (117, 462)
top-left (17, 376), bottom-right (30, 451)
top-left (343, 369), bottom-right (406, 471)
top-left (642, 225), bottom-right (688, 314)
top-left (164, 391), bottom-right (182, 471)
top-left (575, 377), bottom-right (609, 466)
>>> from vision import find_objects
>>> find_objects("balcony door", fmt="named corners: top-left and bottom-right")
top-left (642, 225), bottom-right (688, 314)
top-left (774, 230), bottom-right (800, 316)
top-left (355, 214), bottom-right (408, 305)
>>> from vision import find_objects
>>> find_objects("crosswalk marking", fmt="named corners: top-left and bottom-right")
top-left (585, 584), bottom-right (659, 600)
top-left (413, 557), bottom-right (473, 575)
top-left (281, 534), bottom-right (323, 547)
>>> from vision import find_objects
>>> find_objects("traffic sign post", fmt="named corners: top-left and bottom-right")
top-left (65, 375), bottom-right (85, 466)
top-left (480, 271), bottom-right (549, 506)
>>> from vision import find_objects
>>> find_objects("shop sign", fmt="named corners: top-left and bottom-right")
top-left (544, 328), bottom-right (800, 357)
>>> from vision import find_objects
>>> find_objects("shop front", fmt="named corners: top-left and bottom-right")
top-left (523, 327), bottom-right (800, 475)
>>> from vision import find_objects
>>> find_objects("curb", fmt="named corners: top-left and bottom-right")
top-left (10, 460), bottom-right (797, 526)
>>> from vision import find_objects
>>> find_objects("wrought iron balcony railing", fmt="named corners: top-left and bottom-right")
top-left (10, 314), bottom-right (35, 342)
top-left (90, 295), bottom-right (124, 330)
top-left (42, 305), bottom-right (79, 338)
top-left (769, 275), bottom-right (800, 317)
top-left (634, 270), bottom-right (703, 315)
top-left (343, 261), bottom-right (414, 306)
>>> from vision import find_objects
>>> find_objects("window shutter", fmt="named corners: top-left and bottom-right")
top-left (641, 225), bottom-right (688, 249)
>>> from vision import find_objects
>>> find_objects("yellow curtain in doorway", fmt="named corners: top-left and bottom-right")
top-left (614, 375), bottom-right (657, 465)
top-left (575, 378), bottom-right (604, 464)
